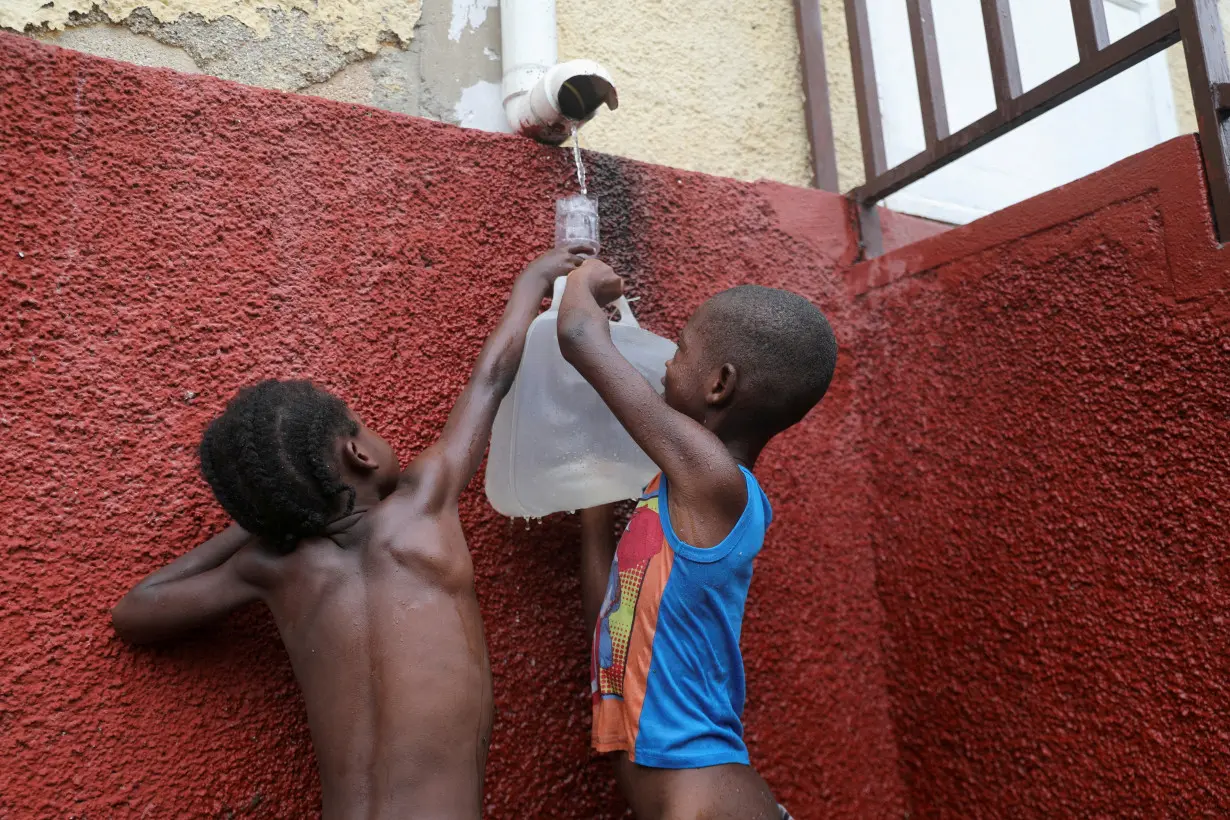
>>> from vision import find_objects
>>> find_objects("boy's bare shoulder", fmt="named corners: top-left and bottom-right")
top-left (360, 474), bottom-right (474, 589)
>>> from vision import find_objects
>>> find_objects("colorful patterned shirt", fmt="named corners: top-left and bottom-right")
top-left (590, 467), bottom-right (772, 768)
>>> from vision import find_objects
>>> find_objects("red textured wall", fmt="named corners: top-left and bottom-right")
top-left (3, 32), bottom-right (1227, 820)
top-left (847, 138), bottom-right (1230, 817)
top-left (0, 35), bottom-right (942, 819)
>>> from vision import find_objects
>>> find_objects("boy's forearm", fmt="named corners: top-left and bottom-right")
top-left (557, 280), bottom-right (614, 372)
top-left (470, 275), bottom-right (549, 394)
top-left (133, 522), bottom-right (254, 590)
top-left (579, 505), bottom-right (617, 636)
top-left (112, 522), bottom-right (261, 645)
top-left (411, 271), bottom-right (556, 501)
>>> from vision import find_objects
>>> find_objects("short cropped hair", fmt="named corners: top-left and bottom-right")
top-left (199, 379), bottom-right (358, 546)
top-left (699, 285), bottom-right (838, 434)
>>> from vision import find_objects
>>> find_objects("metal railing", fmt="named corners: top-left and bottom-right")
top-left (795, 0), bottom-right (1230, 257)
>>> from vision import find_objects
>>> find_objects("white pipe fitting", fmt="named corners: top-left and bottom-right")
top-left (500, 0), bottom-right (619, 144)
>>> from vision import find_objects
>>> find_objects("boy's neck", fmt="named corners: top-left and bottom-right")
top-left (718, 434), bottom-right (766, 471)
top-left (322, 483), bottom-right (386, 548)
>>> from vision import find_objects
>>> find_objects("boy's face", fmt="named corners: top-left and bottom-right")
top-left (662, 311), bottom-right (713, 423)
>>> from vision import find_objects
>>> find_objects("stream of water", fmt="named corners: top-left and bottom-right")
top-left (570, 122), bottom-right (588, 195)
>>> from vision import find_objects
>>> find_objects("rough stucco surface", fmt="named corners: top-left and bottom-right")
top-left (848, 136), bottom-right (1230, 817)
top-left (557, 0), bottom-right (814, 187)
top-left (0, 34), bottom-right (924, 819)
top-left (4, 34), bottom-right (1227, 820)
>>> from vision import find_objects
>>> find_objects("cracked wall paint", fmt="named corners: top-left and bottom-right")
top-left (449, 0), bottom-right (497, 43)
top-left (6, 0), bottom-right (502, 131)
top-left (454, 79), bottom-right (508, 131)
top-left (2, 0), bottom-right (421, 54)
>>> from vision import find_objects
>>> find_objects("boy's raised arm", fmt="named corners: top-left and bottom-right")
top-left (557, 260), bottom-right (746, 548)
top-left (410, 246), bottom-right (590, 508)
top-left (111, 522), bottom-right (270, 645)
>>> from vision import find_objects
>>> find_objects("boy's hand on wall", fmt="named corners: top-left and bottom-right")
top-left (573, 259), bottom-right (624, 306)
top-left (520, 245), bottom-right (591, 292)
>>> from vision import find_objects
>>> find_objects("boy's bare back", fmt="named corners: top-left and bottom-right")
top-left (244, 490), bottom-right (492, 818)
top-left (113, 247), bottom-right (592, 818)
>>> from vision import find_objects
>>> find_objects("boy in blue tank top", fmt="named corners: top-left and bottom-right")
top-left (557, 259), bottom-right (839, 820)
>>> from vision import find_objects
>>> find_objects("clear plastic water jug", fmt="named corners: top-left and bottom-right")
top-left (485, 275), bottom-right (677, 518)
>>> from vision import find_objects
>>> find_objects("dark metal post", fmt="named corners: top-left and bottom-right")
top-left (1176, 0), bottom-right (1230, 243)
top-left (844, 0), bottom-right (886, 257)
top-left (981, 0), bottom-right (1023, 107)
top-left (844, 0), bottom-right (887, 179)
top-left (906, 0), bottom-right (950, 146)
top-left (794, 0), bottom-right (840, 192)
top-left (1070, 0), bottom-right (1110, 60)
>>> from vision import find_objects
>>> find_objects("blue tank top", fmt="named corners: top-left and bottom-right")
top-left (590, 466), bottom-right (773, 767)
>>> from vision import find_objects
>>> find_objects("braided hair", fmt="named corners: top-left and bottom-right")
top-left (199, 379), bottom-right (359, 549)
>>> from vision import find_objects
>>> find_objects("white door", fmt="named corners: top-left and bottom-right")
top-left (867, 0), bottom-right (1178, 224)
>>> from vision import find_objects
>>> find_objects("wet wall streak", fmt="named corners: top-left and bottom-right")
top-left (585, 149), bottom-right (648, 287)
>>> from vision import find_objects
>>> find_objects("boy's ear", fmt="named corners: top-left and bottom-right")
top-left (342, 439), bottom-right (379, 473)
top-left (705, 363), bottom-right (738, 407)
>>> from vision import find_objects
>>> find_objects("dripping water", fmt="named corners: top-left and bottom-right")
top-left (570, 121), bottom-right (588, 196)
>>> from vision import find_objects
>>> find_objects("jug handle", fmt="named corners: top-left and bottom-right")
top-left (550, 276), bottom-right (640, 329)
top-left (612, 297), bottom-right (639, 328)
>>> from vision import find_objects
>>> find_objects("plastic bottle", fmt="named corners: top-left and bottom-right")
top-left (554, 194), bottom-right (600, 256)
top-left (485, 275), bottom-right (676, 518)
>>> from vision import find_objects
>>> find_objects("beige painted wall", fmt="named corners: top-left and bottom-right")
top-left (557, 0), bottom-right (861, 190)
top-left (557, 0), bottom-right (815, 188)
top-left (555, 0), bottom-right (862, 191)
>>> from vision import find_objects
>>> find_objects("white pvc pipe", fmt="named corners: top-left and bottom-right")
top-left (500, 0), bottom-right (618, 144)
top-left (501, 0), bottom-right (558, 104)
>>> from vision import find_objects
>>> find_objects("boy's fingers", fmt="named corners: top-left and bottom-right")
top-left (565, 242), bottom-right (596, 255)
top-left (577, 257), bottom-right (613, 273)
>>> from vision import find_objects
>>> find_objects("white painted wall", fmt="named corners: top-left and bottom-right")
top-left (868, 0), bottom-right (1178, 224)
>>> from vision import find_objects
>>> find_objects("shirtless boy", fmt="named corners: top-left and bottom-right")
top-left (558, 260), bottom-right (838, 820)
top-left (111, 246), bottom-right (590, 819)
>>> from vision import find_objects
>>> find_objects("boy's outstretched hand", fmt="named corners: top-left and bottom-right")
top-left (559, 256), bottom-right (747, 550)
top-left (556, 258), bottom-right (625, 347)
top-left (408, 242), bottom-right (598, 508)
top-left (572, 258), bottom-right (625, 305)
top-left (519, 244), bottom-right (593, 292)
